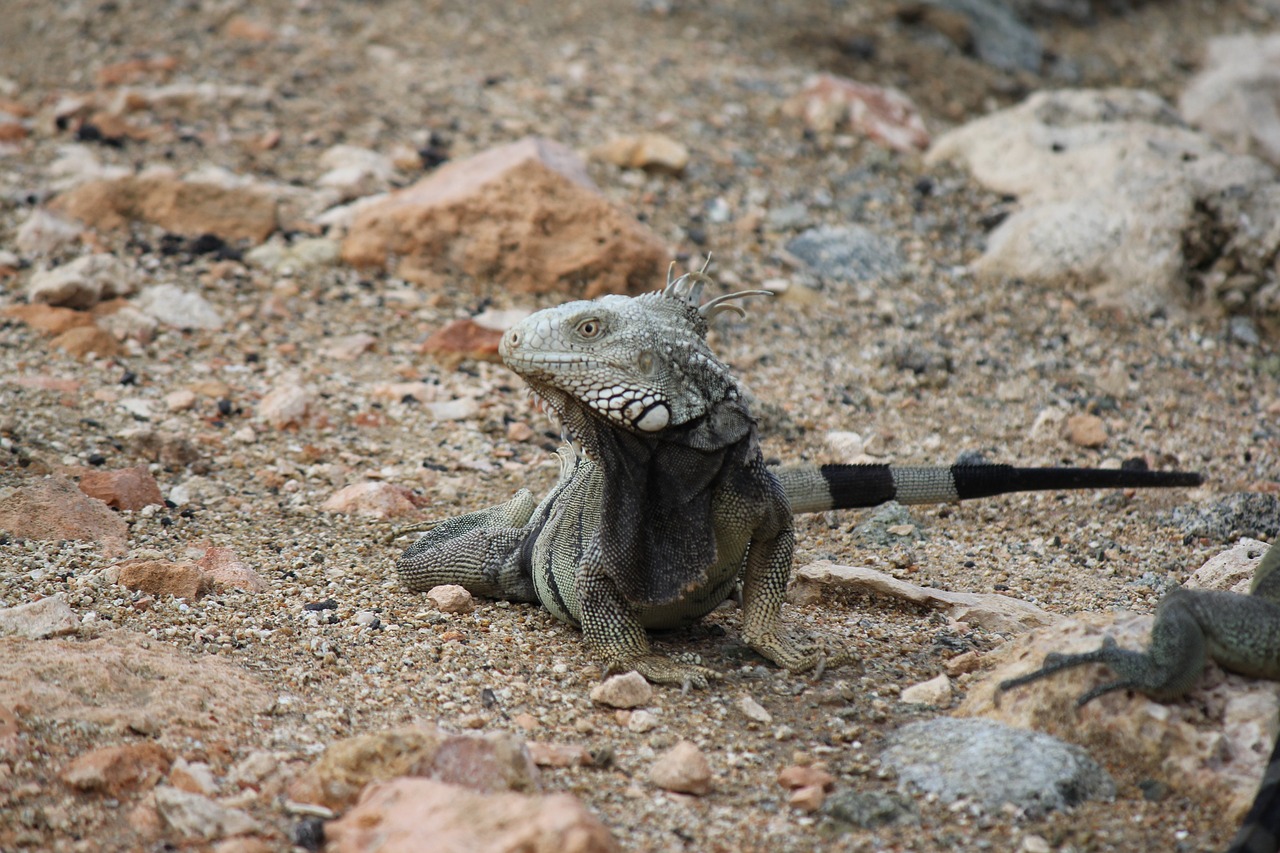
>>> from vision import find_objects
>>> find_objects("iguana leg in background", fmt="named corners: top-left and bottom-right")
top-left (999, 542), bottom-right (1280, 853)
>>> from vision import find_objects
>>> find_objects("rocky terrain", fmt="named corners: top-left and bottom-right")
top-left (2, 0), bottom-right (1280, 851)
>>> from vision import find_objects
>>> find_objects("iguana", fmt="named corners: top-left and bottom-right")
top-left (999, 541), bottom-right (1280, 853)
top-left (394, 265), bottom-right (1202, 688)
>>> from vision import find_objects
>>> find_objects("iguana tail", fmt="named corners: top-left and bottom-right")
top-left (1229, 730), bottom-right (1280, 853)
top-left (775, 463), bottom-right (1203, 514)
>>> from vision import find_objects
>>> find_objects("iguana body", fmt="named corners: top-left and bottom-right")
top-left (1000, 542), bottom-right (1280, 853)
top-left (396, 267), bottom-right (1201, 687)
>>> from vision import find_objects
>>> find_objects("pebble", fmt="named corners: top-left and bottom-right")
top-left (77, 464), bottom-right (164, 511)
top-left (0, 595), bottom-right (80, 639)
top-left (1064, 413), bottom-right (1108, 448)
top-left (589, 671), bottom-right (653, 709)
top-left (590, 133), bottom-right (690, 175)
top-left (647, 740), bottom-right (713, 795)
top-left (426, 584), bottom-right (474, 614)
top-left (27, 253), bottom-right (134, 309)
top-left (60, 743), bottom-right (172, 796)
top-left (899, 672), bottom-right (953, 706)
top-left (154, 785), bottom-right (261, 840)
top-left (785, 225), bottom-right (903, 285)
top-left (321, 482), bottom-right (422, 519)
top-left (134, 284), bottom-right (224, 330)
top-left (256, 379), bottom-right (316, 428)
top-left (736, 695), bottom-right (772, 724)
top-left (626, 709), bottom-right (659, 733)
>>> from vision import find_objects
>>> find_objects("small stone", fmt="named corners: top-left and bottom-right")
top-left (0, 595), bottom-right (80, 639)
top-left (589, 671), bottom-right (653, 709)
top-left (61, 743), bottom-right (172, 796)
top-left (196, 546), bottom-right (268, 593)
top-left (591, 133), bottom-right (690, 174)
top-left (26, 254), bottom-right (134, 309)
top-left (785, 74), bottom-right (930, 151)
top-left (1064, 413), bottom-right (1107, 448)
top-left (257, 380), bottom-right (316, 428)
top-left (945, 650), bottom-right (982, 677)
top-left (165, 389), bottom-right (198, 411)
top-left (627, 709), bottom-right (659, 733)
top-left (526, 742), bottom-right (594, 767)
top-left (50, 324), bottom-right (121, 359)
top-left (134, 284), bottom-right (224, 330)
top-left (506, 421), bottom-right (535, 442)
top-left (777, 764), bottom-right (835, 791)
top-left (419, 319), bottom-right (504, 364)
top-left (789, 784), bottom-right (827, 813)
top-left (321, 482), bottom-right (422, 519)
top-left (426, 584), bottom-right (474, 614)
top-left (785, 225), bottom-right (903, 285)
top-left (900, 673), bottom-right (953, 706)
top-left (0, 475), bottom-right (128, 549)
top-left (169, 758), bottom-right (218, 796)
top-left (154, 785), bottom-right (261, 839)
top-left (647, 740), bottom-right (712, 795)
top-left (1020, 834), bottom-right (1052, 853)
top-left (320, 333), bottom-right (377, 361)
top-left (424, 398), bottom-right (480, 421)
top-left (1, 304), bottom-right (96, 335)
top-left (77, 464), bottom-right (164, 511)
top-left (15, 209), bottom-right (83, 255)
top-left (117, 559), bottom-right (211, 601)
top-left (737, 695), bottom-right (772, 724)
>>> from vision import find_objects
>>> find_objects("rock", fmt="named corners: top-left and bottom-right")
top-left (61, 743), bottom-right (172, 796)
top-left (589, 671), bottom-right (653, 709)
top-left (320, 333), bottom-right (377, 361)
top-left (133, 283), bottom-right (224, 330)
top-left (341, 136), bottom-right (668, 296)
top-left (196, 546), bottom-right (268, 593)
top-left (245, 236), bottom-right (341, 272)
top-left (926, 89), bottom-right (1280, 317)
top-left (123, 428), bottom-right (202, 469)
top-left (1184, 539), bottom-right (1269, 595)
top-left (0, 629), bottom-right (271, 741)
top-left (851, 502), bottom-right (924, 547)
top-left (785, 225), bottom-right (903, 285)
top-left (94, 299), bottom-right (158, 342)
top-left (419, 318), bottom-right (504, 364)
top-left (647, 740), bottom-right (713, 795)
top-left (793, 562), bottom-right (1058, 634)
top-left (737, 695), bottom-right (772, 724)
top-left (1, 303), bottom-right (96, 336)
top-left (1064, 413), bottom-right (1107, 448)
top-left (321, 482), bottom-right (423, 519)
top-left (323, 778), bottom-right (619, 853)
top-left (317, 145), bottom-right (396, 199)
top-left (424, 398), bottom-right (480, 421)
top-left (14, 208), bottom-right (83, 255)
top-left (526, 742), bottom-right (594, 767)
top-left (960, 612), bottom-right (1280, 822)
top-left (154, 785), bottom-right (260, 839)
top-left (900, 673), bottom-right (954, 706)
top-left (26, 254), bottom-right (135, 309)
top-left (590, 133), bottom-right (690, 174)
top-left (164, 389), bottom-right (197, 412)
top-left (822, 789), bottom-right (917, 829)
top-left (881, 717), bottom-right (1115, 816)
top-left (789, 784), bottom-right (827, 812)
top-left (169, 757), bottom-right (218, 796)
top-left (288, 726), bottom-right (539, 811)
top-left (49, 325), bottom-right (122, 359)
top-left (924, 0), bottom-right (1042, 73)
top-left (426, 585), bottom-right (473, 614)
top-left (117, 559), bottom-right (211, 600)
top-left (50, 174), bottom-right (277, 244)
top-left (0, 475), bottom-right (128, 550)
top-left (1179, 33), bottom-right (1280, 168)
top-left (1163, 493), bottom-right (1280, 543)
top-left (627, 709), bottom-right (659, 733)
top-left (777, 764), bottom-right (835, 791)
top-left (77, 464), bottom-right (164, 511)
top-left (785, 74), bottom-right (930, 151)
top-left (256, 379), bottom-right (317, 428)
top-left (0, 595), bottom-right (80, 639)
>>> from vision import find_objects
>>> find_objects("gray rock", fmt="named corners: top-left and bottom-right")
top-left (1163, 493), bottom-right (1280, 543)
top-left (134, 284), bottom-right (224, 330)
top-left (881, 717), bottom-right (1115, 816)
top-left (0, 595), bottom-right (80, 639)
top-left (927, 0), bottom-right (1042, 73)
top-left (27, 254), bottom-right (135, 309)
top-left (1179, 33), bottom-right (1280, 168)
top-left (851, 502), bottom-right (923, 547)
top-left (823, 789), bottom-right (917, 829)
top-left (785, 225), bottom-right (902, 285)
top-left (153, 785), bottom-right (260, 839)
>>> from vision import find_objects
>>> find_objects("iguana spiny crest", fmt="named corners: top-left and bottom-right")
top-left (500, 263), bottom-right (770, 442)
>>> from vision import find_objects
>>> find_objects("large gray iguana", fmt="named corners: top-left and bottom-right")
top-left (1000, 541), bottom-right (1280, 853)
top-left (394, 266), bottom-right (1202, 688)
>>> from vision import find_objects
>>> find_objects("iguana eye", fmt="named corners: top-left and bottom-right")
top-left (575, 318), bottom-right (602, 339)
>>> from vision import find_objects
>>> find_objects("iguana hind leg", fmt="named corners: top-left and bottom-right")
top-left (393, 489), bottom-right (539, 601)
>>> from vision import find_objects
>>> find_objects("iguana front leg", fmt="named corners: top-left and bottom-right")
top-left (740, 525), bottom-right (858, 675)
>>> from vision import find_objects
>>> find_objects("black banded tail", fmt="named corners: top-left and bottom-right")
top-left (775, 463), bottom-right (1203, 514)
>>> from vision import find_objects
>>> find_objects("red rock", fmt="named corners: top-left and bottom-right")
top-left (78, 464), bottom-right (164, 511)
top-left (787, 74), bottom-right (930, 152)
top-left (60, 742), bottom-right (173, 796)
top-left (196, 546), bottom-right (268, 593)
top-left (341, 136), bottom-right (668, 297)
top-left (321, 482), bottom-right (423, 519)
top-left (0, 475), bottom-right (127, 549)
top-left (118, 559), bottom-right (211, 601)
top-left (323, 778), bottom-right (620, 853)
top-left (50, 174), bottom-right (277, 244)
top-left (1, 304), bottom-right (96, 335)
top-left (49, 325), bottom-right (121, 359)
top-left (418, 318), bottom-right (503, 364)
top-left (0, 122), bottom-right (28, 142)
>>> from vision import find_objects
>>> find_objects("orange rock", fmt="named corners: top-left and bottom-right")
top-left (51, 175), bottom-right (277, 244)
top-left (78, 464), bottom-right (164, 511)
top-left (418, 318), bottom-right (503, 364)
top-left (95, 55), bottom-right (179, 87)
top-left (341, 136), bottom-right (667, 297)
top-left (777, 764), bottom-right (836, 791)
top-left (60, 743), bottom-right (173, 796)
top-left (196, 546), bottom-right (268, 593)
top-left (323, 779), bottom-right (619, 853)
top-left (0, 122), bottom-right (28, 142)
top-left (118, 559), bottom-right (211, 601)
top-left (0, 475), bottom-right (127, 549)
top-left (224, 16), bottom-right (276, 42)
top-left (1064, 413), bottom-right (1107, 448)
top-left (49, 325), bottom-right (121, 359)
top-left (321, 482), bottom-right (423, 519)
top-left (2, 304), bottom-right (96, 336)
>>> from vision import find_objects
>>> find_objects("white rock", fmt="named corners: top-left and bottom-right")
top-left (900, 673), bottom-right (953, 706)
top-left (1185, 539), bottom-right (1269, 595)
top-left (27, 254), bottom-right (134, 309)
top-left (15, 209), bottom-right (83, 255)
top-left (426, 584), bottom-right (474, 614)
top-left (425, 398), bottom-right (480, 421)
top-left (153, 785), bottom-right (260, 839)
top-left (737, 695), bottom-right (773, 724)
top-left (257, 379), bottom-right (316, 428)
top-left (627, 709), bottom-right (659, 733)
top-left (0, 595), bottom-right (80, 639)
top-left (1180, 33), bottom-right (1280, 167)
top-left (589, 671), bottom-right (653, 709)
top-left (134, 284), bottom-right (224, 330)
top-left (647, 740), bottom-right (713, 795)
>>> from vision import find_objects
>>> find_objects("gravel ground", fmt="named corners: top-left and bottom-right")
top-left (2, 0), bottom-right (1278, 850)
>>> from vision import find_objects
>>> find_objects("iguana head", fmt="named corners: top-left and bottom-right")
top-left (500, 264), bottom-right (770, 442)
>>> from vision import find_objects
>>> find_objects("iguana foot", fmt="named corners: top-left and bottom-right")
top-left (608, 653), bottom-right (723, 689)
top-left (748, 632), bottom-right (859, 677)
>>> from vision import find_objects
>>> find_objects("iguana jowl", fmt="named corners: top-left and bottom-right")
top-left (396, 266), bottom-right (1202, 687)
